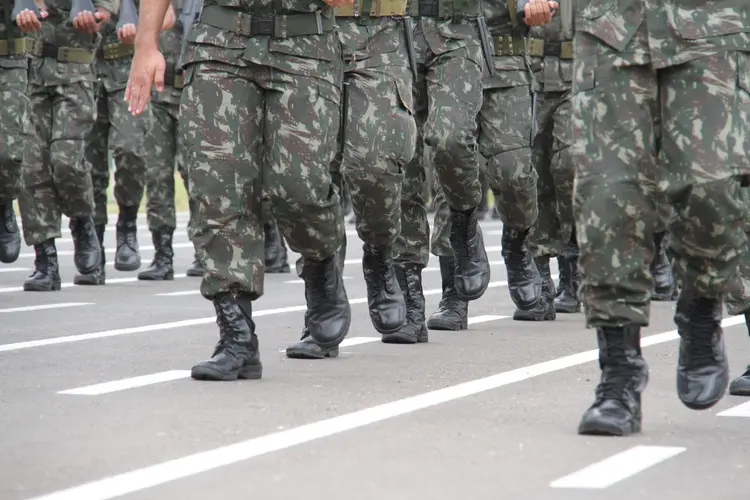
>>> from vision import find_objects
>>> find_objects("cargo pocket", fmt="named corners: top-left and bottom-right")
top-left (577, 0), bottom-right (615, 20)
top-left (394, 78), bottom-right (417, 164)
top-left (734, 51), bottom-right (750, 173)
top-left (669, 3), bottom-right (749, 40)
top-left (572, 54), bottom-right (596, 94)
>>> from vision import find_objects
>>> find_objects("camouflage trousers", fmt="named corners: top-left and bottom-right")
top-left (572, 41), bottom-right (750, 327)
top-left (725, 187), bottom-right (750, 316)
top-left (87, 80), bottom-right (150, 226)
top-left (181, 60), bottom-right (343, 300)
top-left (144, 92), bottom-right (184, 232)
top-left (394, 18), bottom-right (484, 268)
top-left (0, 62), bottom-right (29, 205)
top-left (336, 18), bottom-right (416, 247)
top-left (529, 89), bottom-right (573, 258)
top-left (19, 62), bottom-right (97, 245)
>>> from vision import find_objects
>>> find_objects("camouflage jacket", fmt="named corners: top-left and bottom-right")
top-left (576, 0), bottom-right (750, 69)
top-left (95, 0), bottom-right (138, 92)
top-left (152, 0), bottom-right (184, 103)
top-left (481, 0), bottom-right (529, 87)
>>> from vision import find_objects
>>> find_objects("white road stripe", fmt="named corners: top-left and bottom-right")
top-left (549, 445), bottom-right (686, 489)
top-left (0, 267), bottom-right (29, 273)
top-left (717, 401), bottom-right (750, 417)
top-left (0, 302), bottom-right (93, 313)
top-left (0, 274), bottom-right (189, 294)
top-left (0, 280), bottom-right (520, 353)
top-left (468, 315), bottom-right (509, 324)
top-left (58, 370), bottom-right (191, 396)
top-left (25, 322), bottom-right (721, 500)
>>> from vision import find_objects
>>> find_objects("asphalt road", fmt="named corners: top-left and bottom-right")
top-left (2, 214), bottom-right (749, 500)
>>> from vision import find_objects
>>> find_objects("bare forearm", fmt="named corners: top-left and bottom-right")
top-left (135, 0), bottom-right (171, 48)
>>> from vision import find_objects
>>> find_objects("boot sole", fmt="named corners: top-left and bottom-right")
top-left (578, 420), bottom-right (641, 437)
top-left (114, 262), bottom-right (141, 272)
top-left (381, 330), bottom-right (429, 344)
top-left (728, 382), bottom-right (750, 397)
top-left (426, 318), bottom-right (468, 331)
top-left (23, 281), bottom-right (62, 292)
top-left (651, 292), bottom-right (674, 302)
top-left (186, 270), bottom-right (204, 277)
top-left (513, 306), bottom-right (556, 321)
top-left (191, 364), bottom-right (263, 381)
top-left (265, 266), bottom-right (290, 274)
top-left (74, 276), bottom-right (105, 286)
top-left (286, 346), bottom-right (339, 359)
top-left (138, 273), bottom-right (175, 281)
top-left (554, 304), bottom-right (581, 314)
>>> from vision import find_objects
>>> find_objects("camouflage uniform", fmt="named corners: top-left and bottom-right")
top-left (137, 0), bottom-right (196, 281)
top-left (183, 0), bottom-right (351, 381)
top-left (84, 0), bottom-right (151, 284)
top-left (314, 1), bottom-right (419, 348)
top-left (574, 0), bottom-right (750, 437)
top-left (0, 2), bottom-right (29, 264)
top-left (18, 0), bottom-right (119, 291)
top-left (394, 1), bottom-right (492, 319)
top-left (523, 2), bottom-right (575, 320)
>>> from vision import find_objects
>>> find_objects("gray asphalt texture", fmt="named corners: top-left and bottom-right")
top-left (2, 214), bottom-right (749, 500)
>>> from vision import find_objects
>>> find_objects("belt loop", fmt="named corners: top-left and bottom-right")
top-left (280, 14), bottom-right (288, 37)
top-left (315, 11), bottom-right (323, 34)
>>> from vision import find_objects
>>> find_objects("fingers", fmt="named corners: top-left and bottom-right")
top-left (72, 11), bottom-right (98, 33)
top-left (153, 61), bottom-right (166, 93)
top-left (524, 0), bottom-right (554, 26)
top-left (16, 10), bottom-right (42, 32)
top-left (117, 24), bottom-right (137, 44)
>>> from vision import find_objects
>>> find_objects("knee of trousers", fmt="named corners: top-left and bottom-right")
top-left (724, 272), bottom-right (750, 316)
top-left (486, 148), bottom-right (536, 190)
top-left (49, 140), bottom-right (88, 182)
top-left (423, 123), bottom-right (476, 163)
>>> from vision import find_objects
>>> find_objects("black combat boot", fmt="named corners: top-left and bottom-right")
top-left (426, 256), bottom-right (468, 331)
top-left (264, 219), bottom-right (290, 273)
top-left (69, 216), bottom-right (100, 275)
top-left (191, 291), bottom-right (262, 381)
top-left (23, 239), bottom-right (61, 292)
top-left (186, 255), bottom-right (205, 277)
top-left (501, 226), bottom-right (542, 311)
top-left (382, 264), bottom-right (429, 344)
top-left (578, 326), bottom-right (649, 436)
top-left (513, 256), bottom-right (556, 321)
top-left (651, 231), bottom-right (674, 301)
top-left (286, 313), bottom-right (340, 359)
top-left (674, 291), bottom-right (729, 410)
top-left (301, 255), bottom-right (351, 349)
top-left (0, 203), bottom-right (21, 264)
top-left (362, 244), bottom-right (406, 334)
top-left (449, 206), bottom-right (490, 301)
top-left (555, 247), bottom-right (581, 314)
top-left (137, 228), bottom-right (174, 280)
top-left (114, 205), bottom-right (140, 271)
top-left (74, 224), bottom-right (106, 285)
top-left (729, 312), bottom-right (750, 396)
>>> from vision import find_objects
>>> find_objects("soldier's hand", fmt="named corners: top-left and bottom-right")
top-left (72, 7), bottom-right (111, 34)
top-left (15, 8), bottom-right (47, 32)
top-left (118, 23), bottom-right (137, 44)
top-left (321, 0), bottom-right (353, 8)
top-left (524, 0), bottom-right (558, 26)
top-left (125, 45), bottom-right (166, 116)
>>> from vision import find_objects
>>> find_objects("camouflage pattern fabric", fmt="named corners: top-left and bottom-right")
top-left (87, 59), bottom-right (151, 226)
top-left (336, 18), bottom-right (416, 247)
top-left (572, 15), bottom-right (750, 327)
top-left (144, 0), bottom-right (185, 233)
top-left (0, 63), bottom-right (28, 205)
top-left (394, 18), bottom-right (484, 268)
top-left (724, 188), bottom-right (750, 317)
top-left (18, 0), bottom-right (118, 245)
top-left (181, 2), bottom-right (344, 300)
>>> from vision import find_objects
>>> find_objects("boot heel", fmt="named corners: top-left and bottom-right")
top-left (238, 364), bottom-right (263, 380)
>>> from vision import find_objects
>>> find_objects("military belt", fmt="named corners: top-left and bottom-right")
top-left (335, 0), bottom-right (408, 17)
top-left (492, 37), bottom-right (573, 59)
top-left (199, 5), bottom-right (333, 38)
top-left (407, 0), bottom-right (480, 19)
top-left (40, 43), bottom-right (96, 64)
top-left (97, 42), bottom-right (135, 60)
top-left (164, 65), bottom-right (185, 89)
top-left (0, 37), bottom-right (42, 57)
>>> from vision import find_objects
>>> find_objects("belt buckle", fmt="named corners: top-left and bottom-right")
top-left (253, 17), bottom-right (275, 36)
top-left (544, 41), bottom-right (560, 57)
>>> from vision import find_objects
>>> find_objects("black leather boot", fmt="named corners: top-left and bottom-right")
top-left (382, 264), bottom-right (429, 344)
top-left (301, 255), bottom-right (351, 349)
top-left (651, 231), bottom-right (674, 301)
top-left (70, 216), bottom-right (100, 275)
top-left (362, 244), bottom-right (406, 334)
top-left (264, 219), bottom-right (290, 273)
top-left (513, 256), bottom-right (556, 321)
top-left (501, 226), bottom-right (541, 311)
top-left (426, 256), bottom-right (468, 331)
top-left (23, 239), bottom-right (61, 292)
top-left (114, 205), bottom-right (140, 271)
top-left (137, 228), bottom-right (174, 280)
top-left (729, 312), bottom-right (750, 396)
top-left (286, 312), bottom-right (340, 359)
top-left (191, 291), bottom-right (263, 381)
top-left (449, 206), bottom-right (490, 301)
top-left (186, 254), bottom-right (205, 277)
top-left (674, 291), bottom-right (729, 410)
top-left (578, 326), bottom-right (648, 436)
top-left (0, 203), bottom-right (21, 264)
top-left (74, 224), bottom-right (106, 285)
top-left (555, 245), bottom-right (581, 313)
